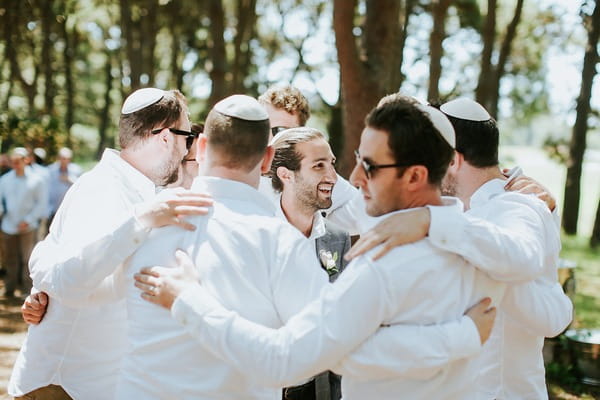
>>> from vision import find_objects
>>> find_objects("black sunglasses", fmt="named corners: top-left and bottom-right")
top-left (271, 126), bottom-right (290, 136)
top-left (354, 150), bottom-right (407, 179)
top-left (151, 127), bottom-right (198, 150)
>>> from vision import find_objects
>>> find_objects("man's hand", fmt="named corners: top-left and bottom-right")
top-left (134, 189), bottom-right (213, 231)
top-left (17, 221), bottom-right (29, 232)
top-left (134, 250), bottom-right (198, 310)
top-left (465, 297), bottom-right (496, 345)
top-left (22, 291), bottom-right (49, 325)
top-left (345, 208), bottom-right (430, 261)
top-left (503, 172), bottom-right (556, 212)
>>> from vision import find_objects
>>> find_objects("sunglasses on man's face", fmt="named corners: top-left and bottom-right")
top-left (151, 127), bottom-right (199, 150)
top-left (354, 150), bottom-right (407, 180)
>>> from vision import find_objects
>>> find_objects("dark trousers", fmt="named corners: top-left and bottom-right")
top-left (14, 384), bottom-right (73, 400)
top-left (2, 229), bottom-right (35, 296)
top-left (282, 371), bottom-right (341, 400)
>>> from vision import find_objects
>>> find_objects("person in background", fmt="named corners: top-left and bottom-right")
top-left (0, 147), bottom-right (46, 298)
top-left (47, 147), bottom-right (82, 224)
top-left (28, 148), bottom-right (51, 240)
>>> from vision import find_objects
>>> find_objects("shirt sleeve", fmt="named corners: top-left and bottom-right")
top-left (333, 316), bottom-right (481, 381)
top-left (501, 280), bottom-right (572, 337)
top-left (29, 178), bottom-right (150, 306)
top-left (171, 259), bottom-right (395, 388)
top-left (427, 195), bottom-right (548, 282)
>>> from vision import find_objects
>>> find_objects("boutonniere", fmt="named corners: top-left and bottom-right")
top-left (319, 249), bottom-right (339, 276)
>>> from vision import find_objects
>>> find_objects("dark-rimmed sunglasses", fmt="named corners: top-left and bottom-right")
top-left (354, 150), bottom-right (407, 179)
top-left (271, 126), bottom-right (290, 136)
top-left (151, 127), bottom-right (198, 150)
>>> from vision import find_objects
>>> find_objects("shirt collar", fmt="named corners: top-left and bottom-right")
top-left (470, 178), bottom-right (506, 209)
top-left (191, 176), bottom-right (276, 216)
top-left (274, 195), bottom-right (327, 240)
top-left (102, 149), bottom-right (156, 201)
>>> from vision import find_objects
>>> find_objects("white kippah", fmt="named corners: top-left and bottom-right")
top-left (121, 88), bottom-right (166, 114)
top-left (213, 95), bottom-right (269, 121)
top-left (440, 98), bottom-right (491, 122)
top-left (415, 104), bottom-right (456, 148)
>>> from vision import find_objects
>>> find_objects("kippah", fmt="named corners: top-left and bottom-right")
top-left (11, 147), bottom-right (29, 158)
top-left (415, 104), bottom-right (456, 148)
top-left (440, 98), bottom-right (491, 122)
top-left (121, 88), bottom-right (166, 114)
top-left (33, 148), bottom-right (47, 160)
top-left (213, 95), bottom-right (269, 121)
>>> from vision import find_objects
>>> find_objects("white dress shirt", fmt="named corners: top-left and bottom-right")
top-left (115, 176), bottom-right (329, 399)
top-left (0, 168), bottom-right (46, 234)
top-left (9, 149), bottom-right (154, 399)
top-left (168, 198), bottom-right (506, 400)
top-left (428, 179), bottom-right (570, 399)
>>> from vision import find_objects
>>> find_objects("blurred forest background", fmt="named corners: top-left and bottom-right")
top-left (0, 0), bottom-right (599, 244)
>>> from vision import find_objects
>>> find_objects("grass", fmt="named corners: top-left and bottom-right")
top-left (546, 234), bottom-right (600, 399)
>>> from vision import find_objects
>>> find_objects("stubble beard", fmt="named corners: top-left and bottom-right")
top-left (441, 174), bottom-right (457, 197)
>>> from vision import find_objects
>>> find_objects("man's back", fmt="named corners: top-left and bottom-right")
top-left (118, 176), bottom-right (328, 399)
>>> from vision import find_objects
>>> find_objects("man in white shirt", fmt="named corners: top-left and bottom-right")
top-left (8, 88), bottom-right (211, 400)
top-left (135, 97), bottom-right (503, 399)
top-left (0, 147), bottom-right (46, 298)
top-left (269, 127), bottom-right (350, 399)
top-left (344, 98), bottom-right (572, 399)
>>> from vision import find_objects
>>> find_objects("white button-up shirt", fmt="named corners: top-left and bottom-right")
top-left (427, 179), bottom-right (571, 399)
top-left (0, 167), bottom-right (46, 234)
top-left (115, 176), bottom-right (329, 399)
top-left (168, 198), bottom-right (506, 400)
top-left (9, 149), bottom-right (154, 399)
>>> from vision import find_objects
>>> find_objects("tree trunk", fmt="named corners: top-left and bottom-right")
top-left (41, 0), bottom-right (55, 114)
top-left (97, 53), bottom-right (114, 159)
top-left (428, 0), bottom-right (451, 102)
top-left (562, 2), bottom-right (600, 234)
top-left (488, 0), bottom-right (524, 118)
top-left (591, 195), bottom-right (600, 247)
top-left (333, 0), bottom-right (405, 176)
top-left (475, 0), bottom-right (496, 110)
top-left (60, 14), bottom-right (76, 144)
top-left (231, 0), bottom-right (257, 93)
top-left (207, 0), bottom-right (228, 108)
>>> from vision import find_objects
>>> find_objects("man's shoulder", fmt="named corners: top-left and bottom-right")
top-left (488, 190), bottom-right (551, 219)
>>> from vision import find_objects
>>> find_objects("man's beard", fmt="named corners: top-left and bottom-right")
top-left (158, 147), bottom-right (185, 186)
top-left (295, 178), bottom-right (332, 212)
top-left (441, 174), bottom-right (457, 197)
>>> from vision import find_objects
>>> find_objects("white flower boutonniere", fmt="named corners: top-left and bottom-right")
top-left (319, 249), bottom-right (339, 276)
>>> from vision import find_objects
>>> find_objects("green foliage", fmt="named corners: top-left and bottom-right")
top-left (0, 114), bottom-right (67, 157)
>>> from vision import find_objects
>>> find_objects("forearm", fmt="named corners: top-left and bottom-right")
top-left (334, 316), bottom-right (481, 380)
top-left (30, 214), bottom-right (149, 302)
top-left (428, 201), bottom-right (547, 282)
top-left (502, 281), bottom-right (572, 337)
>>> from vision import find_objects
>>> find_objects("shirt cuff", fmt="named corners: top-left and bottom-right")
top-left (426, 204), bottom-right (465, 251)
top-left (171, 284), bottom-right (223, 327)
top-left (447, 315), bottom-right (482, 360)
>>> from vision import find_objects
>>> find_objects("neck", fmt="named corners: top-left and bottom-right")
top-left (280, 190), bottom-right (315, 237)
top-left (120, 145), bottom-right (162, 186)
top-left (199, 156), bottom-right (261, 189)
top-left (15, 168), bottom-right (25, 177)
top-left (402, 186), bottom-right (444, 209)
top-left (456, 164), bottom-right (503, 209)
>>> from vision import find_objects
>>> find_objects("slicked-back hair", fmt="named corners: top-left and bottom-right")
top-left (268, 127), bottom-right (326, 192)
top-left (258, 85), bottom-right (310, 126)
top-left (118, 90), bottom-right (187, 149)
top-left (204, 110), bottom-right (270, 171)
top-left (365, 98), bottom-right (454, 186)
top-left (438, 112), bottom-right (499, 168)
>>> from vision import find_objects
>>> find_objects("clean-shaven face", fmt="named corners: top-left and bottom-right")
top-left (291, 138), bottom-right (337, 212)
top-left (349, 127), bottom-right (406, 217)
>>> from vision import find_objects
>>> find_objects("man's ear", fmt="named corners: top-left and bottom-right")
top-left (276, 166), bottom-right (294, 184)
top-left (197, 134), bottom-right (208, 163)
top-left (404, 165), bottom-right (429, 191)
top-left (447, 151), bottom-right (462, 174)
top-left (260, 145), bottom-right (275, 174)
top-left (153, 127), bottom-right (170, 146)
